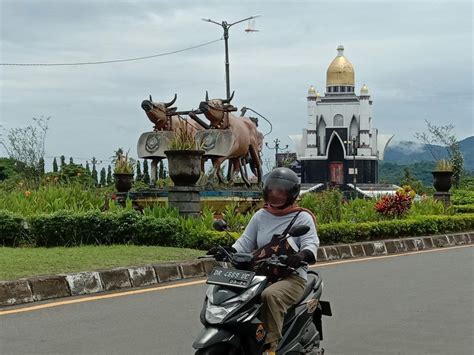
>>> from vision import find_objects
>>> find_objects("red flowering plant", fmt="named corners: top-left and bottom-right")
top-left (374, 186), bottom-right (416, 218)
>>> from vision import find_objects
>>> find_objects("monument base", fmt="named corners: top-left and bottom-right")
top-left (168, 186), bottom-right (201, 219)
top-left (433, 192), bottom-right (452, 206)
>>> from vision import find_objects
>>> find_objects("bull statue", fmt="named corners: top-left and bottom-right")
top-left (140, 94), bottom-right (205, 184)
top-left (198, 91), bottom-right (262, 186)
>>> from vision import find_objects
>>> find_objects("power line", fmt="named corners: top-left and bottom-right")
top-left (0, 38), bottom-right (223, 66)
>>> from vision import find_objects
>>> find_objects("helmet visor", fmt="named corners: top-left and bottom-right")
top-left (265, 178), bottom-right (296, 207)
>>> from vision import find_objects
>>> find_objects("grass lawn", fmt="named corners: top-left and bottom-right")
top-left (0, 245), bottom-right (204, 281)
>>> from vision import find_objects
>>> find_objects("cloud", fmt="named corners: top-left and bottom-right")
top-left (0, 0), bottom-right (472, 167)
top-left (389, 140), bottom-right (426, 154)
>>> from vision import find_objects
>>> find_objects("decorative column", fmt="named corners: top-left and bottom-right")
top-left (167, 186), bottom-right (201, 219)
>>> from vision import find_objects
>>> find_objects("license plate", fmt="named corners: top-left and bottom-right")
top-left (207, 267), bottom-right (255, 288)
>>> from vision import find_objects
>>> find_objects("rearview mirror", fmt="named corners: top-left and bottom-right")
top-left (288, 225), bottom-right (310, 237)
top-left (213, 219), bottom-right (228, 232)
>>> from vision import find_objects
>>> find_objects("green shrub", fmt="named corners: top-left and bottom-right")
top-left (222, 202), bottom-right (253, 233)
top-left (317, 214), bottom-right (474, 245)
top-left (453, 204), bottom-right (474, 214)
top-left (0, 184), bottom-right (105, 216)
top-left (0, 211), bottom-right (28, 246)
top-left (452, 190), bottom-right (474, 205)
top-left (341, 198), bottom-right (382, 223)
top-left (408, 198), bottom-right (453, 217)
top-left (1, 210), bottom-right (472, 249)
top-left (299, 189), bottom-right (343, 224)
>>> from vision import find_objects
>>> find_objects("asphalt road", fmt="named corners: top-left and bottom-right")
top-left (1, 246), bottom-right (473, 355)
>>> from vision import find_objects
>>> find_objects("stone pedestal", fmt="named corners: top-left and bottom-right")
top-left (168, 186), bottom-right (201, 218)
top-left (433, 192), bottom-right (452, 206)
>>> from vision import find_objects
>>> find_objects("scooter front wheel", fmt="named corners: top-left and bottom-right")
top-left (195, 343), bottom-right (240, 355)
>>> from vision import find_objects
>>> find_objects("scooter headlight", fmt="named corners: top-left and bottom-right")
top-left (221, 283), bottom-right (260, 305)
top-left (205, 301), bottom-right (240, 324)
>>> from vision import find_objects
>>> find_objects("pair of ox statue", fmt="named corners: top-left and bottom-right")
top-left (138, 92), bottom-right (263, 187)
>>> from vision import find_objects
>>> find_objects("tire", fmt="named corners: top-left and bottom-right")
top-left (195, 343), bottom-right (239, 355)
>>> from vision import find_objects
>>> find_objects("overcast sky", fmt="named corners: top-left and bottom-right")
top-left (0, 0), bottom-right (472, 170)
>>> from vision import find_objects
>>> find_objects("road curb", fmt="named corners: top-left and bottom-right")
top-left (1, 231), bottom-right (473, 308)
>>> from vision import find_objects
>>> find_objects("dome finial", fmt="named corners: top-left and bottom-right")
top-left (337, 45), bottom-right (344, 56)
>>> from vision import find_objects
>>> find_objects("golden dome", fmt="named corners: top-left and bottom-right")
top-left (326, 45), bottom-right (355, 86)
top-left (308, 85), bottom-right (316, 95)
top-left (360, 84), bottom-right (369, 95)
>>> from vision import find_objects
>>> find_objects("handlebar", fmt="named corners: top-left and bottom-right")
top-left (203, 247), bottom-right (308, 268)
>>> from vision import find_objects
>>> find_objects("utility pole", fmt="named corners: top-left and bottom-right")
top-left (202, 15), bottom-right (260, 100)
top-left (266, 138), bottom-right (288, 169)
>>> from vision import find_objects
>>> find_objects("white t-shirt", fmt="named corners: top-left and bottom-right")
top-left (232, 209), bottom-right (319, 280)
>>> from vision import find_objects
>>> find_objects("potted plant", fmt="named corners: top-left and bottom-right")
top-left (113, 149), bottom-right (135, 192)
top-left (432, 159), bottom-right (453, 192)
top-left (164, 121), bottom-right (204, 186)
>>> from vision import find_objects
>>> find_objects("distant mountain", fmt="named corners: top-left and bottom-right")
top-left (384, 136), bottom-right (474, 171)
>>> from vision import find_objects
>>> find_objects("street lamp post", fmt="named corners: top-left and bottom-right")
top-left (202, 15), bottom-right (260, 100)
top-left (344, 137), bottom-right (358, 199)
top-left (351, 136), bottom-right (358, 199)
top-left (266, 138), bottom-right (288, 169)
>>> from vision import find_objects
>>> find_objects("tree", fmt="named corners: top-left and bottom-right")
top-left (143, 160), bottom-right (150, 184)
top-left (106, 165), bottom-right (113, 185)
top-left (69, 157), bottom-right (74, 165)
top-left (60, 155), bottom-right (66, 168)
top-left (415, 121), bottom-right (464, 188)
top-left (159, 160), bottom-right (166, 179)
top-left (100, 167), bottom-right (106, 186)
top-left (0, 116), bottom-right (50, 184)
top-left (52, 157), bottom-right (58, 173)
top-left (136, 160), bottom-right (142, 181)
top-left (85, 161), bottom-right (91, 175)
top-left (399, 167), bottom-right (426, 194)
top-left (91, 157), bottom-right (98, 186)
top-left (38, 157), bottom-right (45, 175)
top-left (0, 116), bottom-right (50, 169)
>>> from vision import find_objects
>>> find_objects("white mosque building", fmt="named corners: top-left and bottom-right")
top-left (290, 45), bottom-right (393, 185)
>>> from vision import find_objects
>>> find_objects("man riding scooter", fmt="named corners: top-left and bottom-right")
top-left (218, 167), bottom-right (320, 355)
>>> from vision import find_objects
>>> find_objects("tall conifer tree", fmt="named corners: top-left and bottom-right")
top-left (106, 165), bottom-right (113, 185)
top-left (143, 160), bottom-right (150, 184)
top-left (100, 167), bottom-right (106, 186)
top-left (52, 157), bottom-right (58, 172)
top-left (38, 157), bottom-right (45, 175)
top-left (136, 161), bottom-right (142, 181)
top-left (91, 157), bottom-right (98, 185)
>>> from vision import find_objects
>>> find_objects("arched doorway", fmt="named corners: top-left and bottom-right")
top-left (327, 133), bottom-right (345, 185)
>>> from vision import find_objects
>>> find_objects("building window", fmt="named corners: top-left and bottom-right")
top-left (341, 86), bottom-right (346, 92)
top-left (333, 114), bottom-right (343, 126)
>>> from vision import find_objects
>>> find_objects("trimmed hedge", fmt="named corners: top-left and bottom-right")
top-left (0, 211), bottom-right (29, 246)
top-left (317, 214), bottom-right (474, 245)
top-left (0, 211), bottom-right (473, 249)
top-left (453, 204), bottom-right (474, 214)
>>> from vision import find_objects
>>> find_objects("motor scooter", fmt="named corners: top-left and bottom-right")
top-left (192, 221), bottom-right (332, 355)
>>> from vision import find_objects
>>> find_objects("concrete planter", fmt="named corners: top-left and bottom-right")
top-left (114, 173), bottom-right (133, 192)
top-left (432, 171), bottom-right (453, 192)
top-left (165, 150), bottom-right (204, 186)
